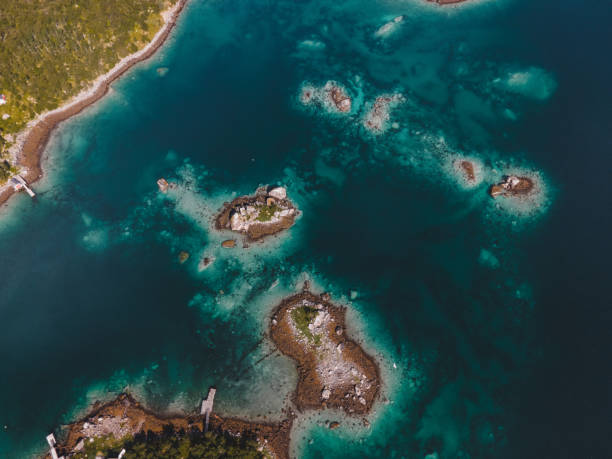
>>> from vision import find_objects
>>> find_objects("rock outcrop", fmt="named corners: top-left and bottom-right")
top-left (459, 160), bottom-right (476, 182)
top-left (328, 84), bottom-right (352, 113)
top-left (215, 186), bottom-right (298, 241)
top-left (489, 175), bottom-right (534, 198)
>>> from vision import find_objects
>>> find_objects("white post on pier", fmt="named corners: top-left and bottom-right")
top-left (200, 387), bottom-right (216, 433)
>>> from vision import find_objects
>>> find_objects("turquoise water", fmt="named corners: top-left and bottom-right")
top-left (1, 0), bottom-right (611, 457)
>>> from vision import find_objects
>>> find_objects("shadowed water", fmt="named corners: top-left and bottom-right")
top-left (0, 0), bottom-right (610, 457)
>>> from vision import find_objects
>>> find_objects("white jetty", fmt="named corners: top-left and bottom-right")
top-left (200, 387), bottom-right (216, 432)
top-left (46, 433), bottom-right (64, 459)
top-left (9, 175), bottom-right (35, 197)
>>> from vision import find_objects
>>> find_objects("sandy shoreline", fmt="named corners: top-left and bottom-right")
top-left (0, 0), bottom-right (187, 210)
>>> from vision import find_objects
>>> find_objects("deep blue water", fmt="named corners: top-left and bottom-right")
top-left (0, 0), bottom-right (610, 457)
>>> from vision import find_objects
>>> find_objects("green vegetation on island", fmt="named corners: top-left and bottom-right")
top-left (255, 203), bottom-right (280, 222)
top-left (73, 425), bottom-right (265, 459)
top-left (0, 0), bottom-right (174, 181)
top-left (291, 305), bottom-right (321, 344)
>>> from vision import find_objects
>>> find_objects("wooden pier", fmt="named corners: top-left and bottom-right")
top-left (200, 387), bottom-right (216, 432)
top-left (9, 175), bottom-right (36, 197)
top-left (46, 433), bottom-right (64, 459)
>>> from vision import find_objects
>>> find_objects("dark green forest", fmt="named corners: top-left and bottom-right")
top-left (73, 425), bottom-right (266, 459)
top-left (0, 0), bottom-right (173, 176)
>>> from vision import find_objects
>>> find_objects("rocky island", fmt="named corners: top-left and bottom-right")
top-left (270, 290), bottom-right (380, 415)
top-left (215, 186), bottom-right (298, 242)
top-left (489, 175), bottom-right (535, 198)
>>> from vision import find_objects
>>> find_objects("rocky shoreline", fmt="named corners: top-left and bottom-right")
top-left (215, 186), bottom-right (298, 242)
top-left (270, 290), bottom-right (380, 416)
top-left (49, 393), bottom-right (292, 459)
top-left (428, 0), bottom-right (471, 5)
top-left (0, 0), bottom-right (187, 210)
top-left (48, 288), bottom-right (381, 458)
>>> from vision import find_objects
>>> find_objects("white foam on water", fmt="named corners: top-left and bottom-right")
top-left (298, 38), bottom-right (326, 51)
top-left (496, 66), bottom-right (558, 101)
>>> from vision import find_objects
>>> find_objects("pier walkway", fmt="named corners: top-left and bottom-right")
top-left (9, 175), bottom-right (36, 197)
top-left (200, 387), bottom-right (216, 432)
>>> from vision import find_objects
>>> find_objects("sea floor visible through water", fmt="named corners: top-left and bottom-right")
top-left (1, 0), bottom-right (611, 458)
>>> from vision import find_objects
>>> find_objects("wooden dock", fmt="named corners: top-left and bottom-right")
top-left (46, 433), bottom-right (63, 459)
top-left (200, 387), bottom-right (216, 432)
top-left (10, 175), bottom-right (36, 197)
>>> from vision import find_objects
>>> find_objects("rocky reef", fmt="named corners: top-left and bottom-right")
top-left (489, 175), bottom-right (535, 198)
top-left (299, 81), bottom-right (352, 114)
top-left (215, 186), bottom-right (298, 241)
top-left (270, 290), bottom-right (380, 415)
top-left (363, 94), bottom-right (404, 133)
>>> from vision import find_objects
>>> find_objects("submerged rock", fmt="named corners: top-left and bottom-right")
top-left (329, 421), bottom-right (340, 430)
top-left (221, 239), bottom-right (236, 248)
top-left (197, 256), bottom-right (214, 271)
top-left (178, 251), bottom-right (189, 263)
top-left (489, 175), bottom-right (534, 198)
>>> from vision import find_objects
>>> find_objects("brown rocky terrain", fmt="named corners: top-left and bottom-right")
top-left (50, 393), bottom-right (292, 459)
top-left (489, 175), bottom-right (535, 198)
top-left (269, 290), bottom-right (380, 415)
top-left (459, 160), bottom-right (476, 182)
top-left (215, 186), bottom-right (298, 242)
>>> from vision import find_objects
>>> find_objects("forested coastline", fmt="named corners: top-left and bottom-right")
top-left (0, 0), bottom-right (174, 183)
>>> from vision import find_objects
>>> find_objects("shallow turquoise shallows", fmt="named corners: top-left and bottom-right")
top-left (1, 0), bottom-right (610, 457)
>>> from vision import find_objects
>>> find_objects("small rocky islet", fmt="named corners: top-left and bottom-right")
top-left (215, 186), bottom-right (298, 243)
top-left (489, 175), bottom-right (535, 198)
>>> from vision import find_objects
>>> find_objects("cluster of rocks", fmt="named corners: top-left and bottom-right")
top-left (363, 94), bottom-right (405, 133)
top-left (299, 81), bottom-right (352, 114)
top-left (215, 186), bottom-right (298, 241)
top-left (450, 158), bottom-right (538, 201)
top-left (489, 175), bottom-right (534, 198)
